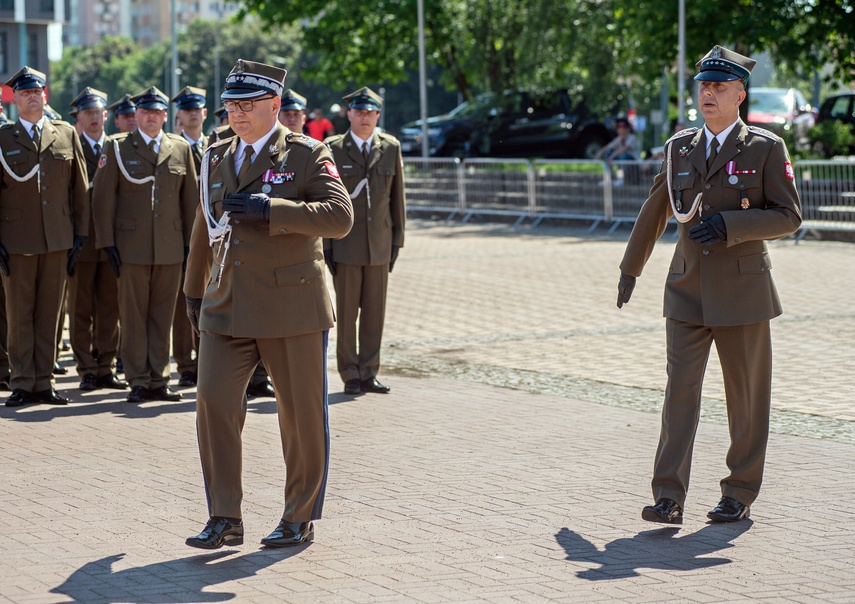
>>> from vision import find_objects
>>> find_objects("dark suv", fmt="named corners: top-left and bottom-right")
top-left (398, 90), bottom-right (615, 159)
top-left (815, 92), bottom-right (855, 154)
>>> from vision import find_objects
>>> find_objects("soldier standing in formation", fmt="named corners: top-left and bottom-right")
top-left (617, 46), bottom-right (802, 524)
top-left (278, 89), bottom-right (307, 135)
top-left (1, 67), bottom-right (89, 407)
top-left (67, 87), bottom-right (127, 392)
top-left (184, 59), bottom-right (352, 549)
top-left (170, 86), bottom-right (208, 388)
top-left (92, 86), bottom-right (197, 404)
top-left (324, 87), bottom-right (406, 395)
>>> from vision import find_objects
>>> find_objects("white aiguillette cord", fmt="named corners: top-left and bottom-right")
top-left (0, 148), bottom-right (41, 192)
top-left (666, 139), bottom-right (704, 223)
top-left (198, 146), bottom-right (232, 287)
top-left (113, 139), bottom-right (157, 210)
top-left (350, 177), bottom-right (370, 208)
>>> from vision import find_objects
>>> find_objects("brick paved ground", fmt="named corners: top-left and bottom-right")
top-left (1, 218), bottom-right (853, 603)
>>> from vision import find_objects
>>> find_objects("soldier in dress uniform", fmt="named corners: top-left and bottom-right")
top-left (92, 86), bottom-right (198, 404)
top-left (323, 87), bottom-right (405, 395)
top-left (169, 86), bottom-right (208, 388)
top-left (109, 95), bottom-right (137, 135)
top-left (184, 59), bottom-right (352, 549)
top-left (278, 89), bottom-right (307, 136)
top-left (617, 46), bottom-right (802, 524)
top-left (1, 67), bottom-right (89, 407)
top-left (67, 87), bottom-right (127, 392)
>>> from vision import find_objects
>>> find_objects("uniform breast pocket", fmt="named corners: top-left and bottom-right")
top-left (671, 174), bottom-right (695, 210)
top-left (167, 166), bottom-right (186, 191)
top-left (723, 174), bottom-right (761, 209)
top-left (271, 183), bottom-right (299, 200)
top-left (124, 162), bottom-right (147, 178)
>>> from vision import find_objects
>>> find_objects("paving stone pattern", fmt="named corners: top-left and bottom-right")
top-left (1, 219), bottom-right (853, 603)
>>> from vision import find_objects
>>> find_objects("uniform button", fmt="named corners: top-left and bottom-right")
top-left (703, 204), bottom-right (710, 210)
top-left (702, 249), bottom-right (710, 255)
top-left (42, 186), bottom-right (48, 191)
top-left (233, 238), bottom-right (240, 244)
top-left (368, 216), bottom-right (373, 221)
top-left (760, 266), bottom-right (766, 272)
top-left (704, 183), bottom-right (711, 190)
top-left (40, 171), bottom-right (46, 176)
top-left (43, 200), bottom-right (48, 205)
top-left (734, 237), bottom-right (742, 243)
top-left (300, 278), bottom-right (306, 283)
top-left (154, 213), bottom-right (159, 217)
top-left (279, 229), bottom-right (286, 234)
top-left (234, 219), bottom-right (241, 224)
top-left (234, 260), bottom-right (241, 266)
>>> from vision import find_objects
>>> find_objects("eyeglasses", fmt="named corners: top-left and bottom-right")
top-left (224, 96), bottom-right (275, 113)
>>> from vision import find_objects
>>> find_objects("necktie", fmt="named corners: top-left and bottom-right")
top-left (192, 142), bottom-right (203, 164)
top-left (32, 124), bottom-right (41, 149)
top-left (238, 146), bottom-right (254, 182)
top-left (361, 141), bottom-right (369, 162)
top-left (707, 138), bottom-right (719, 171)
top-left (94, 142), bottom-right (101, 156)
top-left (148, 140), bottom-right (158, 159)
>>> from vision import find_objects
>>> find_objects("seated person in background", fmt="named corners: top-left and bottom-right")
top-left (595, 118), bottom-right (642, 184)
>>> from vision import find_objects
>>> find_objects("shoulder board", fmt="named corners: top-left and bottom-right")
top-left (324, 134), bottom-right (345, 145)
top-left (746, 125), bottom-right (780, 142)
top-left (208, 136), bottom-right (232, 150)
top-left (377, 131), bottom-right (400, 144)
top-left (163, 132), bottom-right (187, 142)
top-left (666, 127), bottom-right (698, 143)
top-left (286, 132), bottom-right (319, 149)
top-left (0, 123), bottom-right (14, 131)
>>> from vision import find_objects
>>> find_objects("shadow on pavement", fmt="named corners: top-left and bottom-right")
top-left (556, 520), bottom-right (753, 579)
top-left (50, 546), bottom-right (310, 603)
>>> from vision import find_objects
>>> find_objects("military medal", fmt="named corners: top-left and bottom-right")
top-left (679, 146), bottom-right (688, 157)
top-left (210, 155), bottom-right (221, 167)
top-left (268, 144), bottom-right (278, 154)
top-left (262, 184), bottom-right (272, 193)
top-left (741, 198), bottom-right (750, 209)
top-left (728, 175), bottom-right (739, 185)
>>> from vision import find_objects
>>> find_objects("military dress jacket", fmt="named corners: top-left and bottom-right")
top-left (620, 120), bottom-right (801, 326)
top-left (0, 119), bottom-right (89, 254)
top-left (184, 124), bottom-right (353, 339)
top-left (78, 136), bottom-right (106, 263)
top-left (323, 130), bottom-right (405, 266)
top-left (92, 130), bottom-right (198, 265)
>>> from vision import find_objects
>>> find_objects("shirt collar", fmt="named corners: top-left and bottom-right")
top-left (182, 131), bottom-right (204, 147)
top-left (349, 130), bottom-right (374, 151)
top-left (236, 123), bottom-right (280, 159)
top-left (704, 119), bottom-right (739, 150)
top-left (82, 131), bottom-right (106, 150)
top-left (19, 116), bottom-right (46, 133)
top-left (138, 129), bottom-right (163, 147)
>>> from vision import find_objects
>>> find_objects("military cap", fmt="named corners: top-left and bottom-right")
top-left (68, 106), bottom-right (78, 122)
top-left (171, 85), bottom-right (207, 110)
top-left (131, 86), bottom-right (169, 111)
top-left (343, 86), bottom-right (383, 111)
top-left (214, 105), bottom-right (228, 120)
top-left (694, 45), bottom-right (756, 82)
top-left (109, 94), bottom-right (137, 116)
top-left (71, 87), bottom-right (108, 111)
top-left (5, 66), bottom-right (47, 90)
top-left (221, 59), bottom-right (286, 101)
top-left (280, 89), bottom-right (307, 111)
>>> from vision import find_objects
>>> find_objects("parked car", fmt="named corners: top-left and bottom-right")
top-left (815, 91), bottom-right (855, 155)
top-left (746, 87), bottom-right (816, 145)
top-left (398, 90), bottom-right (616, 159)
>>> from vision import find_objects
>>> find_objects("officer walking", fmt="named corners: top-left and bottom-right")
top-left (184, 59), bottom-right (352, 549)
top-left (617, 46), bottom-right (802, 524)
top-left (67, 87), bottom-right (127, 392)
top-left (92, 86), bottom-right (198, 404)
top-left (1, 67), bottom-right (89, 407)
top-left (324, 87), bottom-right (406, 395)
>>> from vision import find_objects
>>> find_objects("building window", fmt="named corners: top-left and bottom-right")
top-left (41, 0), bottom-right (55, 12)
top-left (28, 32), bottom-right (37, 67)
top-left (0, 1), bottom-right (13, 11)
top-left (0, 32), bottom-right (6, 73)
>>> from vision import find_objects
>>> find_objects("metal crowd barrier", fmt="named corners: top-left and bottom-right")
top-left (403, 157), bottom-right (855, 236)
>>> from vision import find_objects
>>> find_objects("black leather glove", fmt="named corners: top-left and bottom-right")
top-left (323, 248), bottom-right (336, 276)
top-left (66, 235), bottom-right (88, 277)
top-left (222, 193), bottom-right (270, 222)
top-left (185, 296), bottom-right (202, 337)
top-left (0, 243), bottom-right (8, 277)
top-left (617, 272), bottom-right (636, 309)
top-left (389, 245), bottom-right (400, 273)
top-left (688, 213), bottom-right (727, 245)
top-left (104, 246), bottom-right (121, 278)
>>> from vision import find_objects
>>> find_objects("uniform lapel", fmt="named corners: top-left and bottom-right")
top-left (216, 137), bottom-right (240, 194)
top-left (714, 119), bottom-right (747, 174)
top-left (155, 134), bottom-right (171, 166)
top-left (39, 120), bottom-right (58, 152)
top-left (130, 130), bottom-right (157, 166)
top-left (689, 130), bottom-right (707, 179)
top-left (367, 134), bottom-right (383, 171)
top-left (237, 124), bottom-right (285, 192)
top-left (343, 131), bottom-right (365, 167)
top-left (13, 119), bottom-right (38, 154)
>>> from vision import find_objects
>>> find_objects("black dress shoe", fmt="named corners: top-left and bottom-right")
top-left (246, 380), bottom-right (275, 398)
top-left (79, 373), bottom-right (99, 391)
top-left (178, 371), bottom-right (197, 387)
top-left (344, 379), bottom-right (363, 395)
top-left (186, 517), bottom-right (244, 549)
top-left (33, 388), bottom-right (69, 405)
top-left (361, 377), bottom-right (390, 394)
top-left (707, 496), bottom-right (750, 523)
top-left (97, 373), bottom-right (128, 390)
top-left (642, 498), bottom-right (683, 524)
top-left (260, 519), bottom-right (314, 548)
top-left (52, 361), bottom-right (68, 375)
top-left (6, 388), bottom-right (34, 407)
top-left (148, 385), bottom-right (182, 402)
top-left (126, 385), bottom-right (149, 403)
